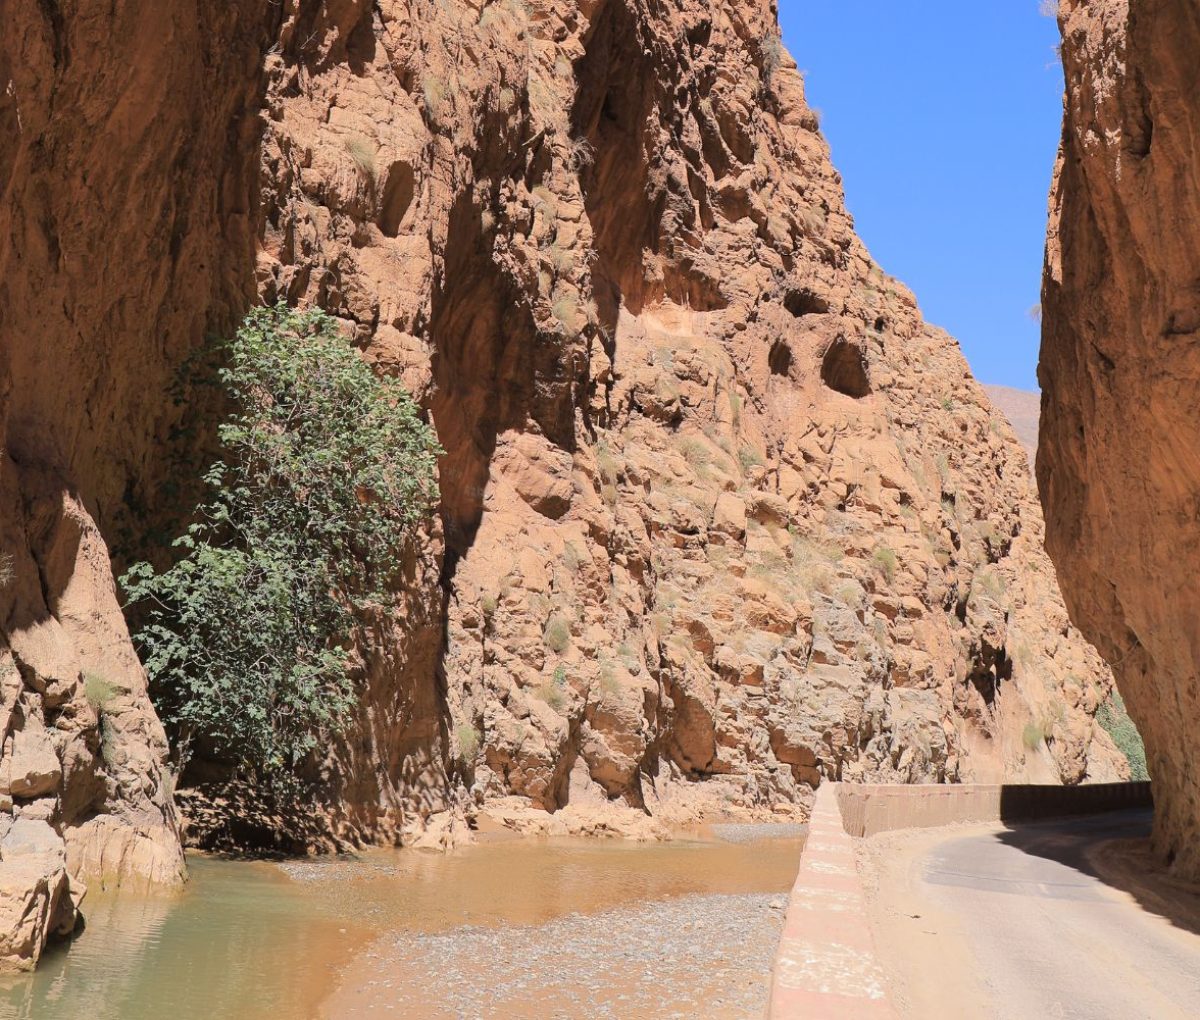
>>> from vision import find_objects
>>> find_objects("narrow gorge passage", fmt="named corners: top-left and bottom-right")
top-left (2, 0), bottom-right (1188, 1014)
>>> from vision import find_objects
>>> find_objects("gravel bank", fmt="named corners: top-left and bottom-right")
top-left (326, 892), bottom-right (789, 1019)
top-left (709, 822), bottom-right (808, 844)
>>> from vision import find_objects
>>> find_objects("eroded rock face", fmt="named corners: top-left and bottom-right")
top-left (1041, 0), bottom-right (1200, 875)
top-left (250, 0), bottom-right (1126, 838)
top-left (0, 0), bottom-right (270, 966)
top-left (0, 0), bottom-right (1128, 934)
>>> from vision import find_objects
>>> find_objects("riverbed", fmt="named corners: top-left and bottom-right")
top-left (0, 826), bottom-right (803, 1019)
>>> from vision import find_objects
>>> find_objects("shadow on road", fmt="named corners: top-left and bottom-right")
top-left (995, 808), bottom-right (1200, 938)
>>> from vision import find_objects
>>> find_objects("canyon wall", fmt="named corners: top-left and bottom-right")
top-left (1041, 0), bottom-right (1200, 876)
top-left (0, 0), bottom-right (272, 965)
top-left (0, 0), bottom-right (1131, 962)
top-left (245, 0), bottom-right (1125, 841)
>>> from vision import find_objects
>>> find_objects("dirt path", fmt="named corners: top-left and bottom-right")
top-left (860, 811), bottom-right (1200, 1019)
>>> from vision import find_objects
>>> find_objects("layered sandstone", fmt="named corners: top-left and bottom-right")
top-left (0, 0), bottom-right (1129, 962)
top-left (1041, 0), bottom-right (1200, 876)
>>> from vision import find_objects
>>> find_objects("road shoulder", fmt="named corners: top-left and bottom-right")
top-left (858, 824), bottom-right (1001, 1019)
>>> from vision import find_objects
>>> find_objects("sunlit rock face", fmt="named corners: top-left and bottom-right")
top-left (1041, 0), bottom-right (1200, 876)
top-left (246, 0), bottom-right (1124, 839)
top-left (0, 0), bottom-right (1129, 969)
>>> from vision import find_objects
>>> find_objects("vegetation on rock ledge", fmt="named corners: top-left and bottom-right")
top-left (123, 304), bottom-right (441, 782)
top-left (1096, 690), bottom-right (1150, 781)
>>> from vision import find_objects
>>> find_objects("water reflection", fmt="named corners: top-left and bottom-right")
top-left (0, 832), bottom-right (803, 1020)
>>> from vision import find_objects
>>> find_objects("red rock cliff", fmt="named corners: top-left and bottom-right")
top-left (1042, 0), bottom-right (1200, 876)
top-left (237, 0), bottom-right (1128, 838)
top-left (0, 0), bottom-right (1130, 959)
top-left (0, 0), bottom-right (276, 966)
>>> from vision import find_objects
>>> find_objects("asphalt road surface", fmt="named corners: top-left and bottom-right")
top-left (866, 810), bottom-right (1200, 1019)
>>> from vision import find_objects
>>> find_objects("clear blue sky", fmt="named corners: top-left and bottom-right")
top-left (779, 2), bottom-right (1062, 391)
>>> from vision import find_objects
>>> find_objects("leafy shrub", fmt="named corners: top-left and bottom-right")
top-left (1097, 691), bottom-right (1150, 780)
top-left (123, 304), bottom-right (441, 783)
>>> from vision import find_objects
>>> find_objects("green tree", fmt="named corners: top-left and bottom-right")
top-left (123, 304), bottom-right (441, 782)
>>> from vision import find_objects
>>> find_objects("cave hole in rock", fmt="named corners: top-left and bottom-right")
top-left (821, 337), bottom-right (871, 398)
top-left (784, 288), bottom-right (830, 318)
top-left (378, 161), bottom-right (415, 237)
top-left (768, 339), bottom-right (793, 376)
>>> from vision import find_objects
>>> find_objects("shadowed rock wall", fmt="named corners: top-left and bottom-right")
top-left (1041, 0), bottom-right (1200, 877)
top-left (0, 0), bottom-right (272, 966)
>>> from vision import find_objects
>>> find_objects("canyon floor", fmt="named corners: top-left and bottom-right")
top-left (0, 825), bottom-right (804, 1019)
top-left (862, 810), bottom-right (1200, 1019)
top-left (323, 891), bottom-right (786, 1018)
top-left (320, 823), bottom-right (804, 1018)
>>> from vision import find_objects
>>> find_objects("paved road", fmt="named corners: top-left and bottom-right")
top-left (868, 810), bottom-right (1200, 1019)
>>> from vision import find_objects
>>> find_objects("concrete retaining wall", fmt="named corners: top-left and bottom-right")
top-left (766, 784), bottom-right (895, 1019)
top-left (766, 781), bottom-right (1152, 1018)
top-left (835, 781), bottom-right (1152, 839)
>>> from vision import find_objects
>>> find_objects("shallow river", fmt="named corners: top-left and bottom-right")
top-left (0, 828), bottom-right (803, 1020)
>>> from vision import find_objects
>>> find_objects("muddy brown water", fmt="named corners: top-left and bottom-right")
top-left (0, 828), bottom-right (803, 1020)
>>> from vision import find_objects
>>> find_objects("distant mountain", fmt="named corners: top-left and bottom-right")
top-left (984, 384), bottom-right (1040, 463)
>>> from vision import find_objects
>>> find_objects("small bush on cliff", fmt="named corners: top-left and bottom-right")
top-left (123, 303), bottom-right (441, 782)
top-left (1097, 690), bottom-right (1150, 781)
top-left (872, 544), bottom-right (898, 583)
top-left (455, 722), bottom-right (480, 764)
top-left (84, 672), bottom-right (119, 710)
top-left (543, 616), bottom-right (572, 654)
top-left (1022, 721), bottom-right (1046, 751)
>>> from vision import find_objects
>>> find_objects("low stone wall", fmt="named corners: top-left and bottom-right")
top-left (835, 781), bottom-right (1152, 839)
top-left (766, 781), bottom-right (1152, 1017)
top-left (766, 784), bottom-right (895, 1019)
